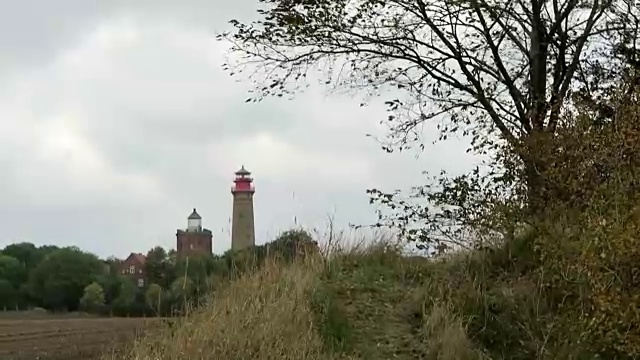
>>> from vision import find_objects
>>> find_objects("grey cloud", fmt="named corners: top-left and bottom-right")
top-left (0, 0), bottom-right (115, 73)
top-left (0, 0), bottom-right (252, 77)
top-left (0, 3), bottom-right (477, 258)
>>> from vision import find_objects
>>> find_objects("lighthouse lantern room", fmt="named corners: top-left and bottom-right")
top-left (231, 165), bottom-right (255, 193)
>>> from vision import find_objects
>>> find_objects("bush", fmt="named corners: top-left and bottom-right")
top-left (225, 229), bottom-right (318, 278)
top-left (79, 282), bottom-right (106, 314)
top-left (526, 91), bottom-right (640, 357)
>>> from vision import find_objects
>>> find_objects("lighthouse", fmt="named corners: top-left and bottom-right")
top-left (231, 166), bottom-right (256, 251)
top-left (176, 208), bottom-right (213, 257)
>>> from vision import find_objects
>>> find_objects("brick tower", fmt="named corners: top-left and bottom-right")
top-left (231, 166), bottom-right (256, 251)
top-left (176, 208), bottom-right (213, 256)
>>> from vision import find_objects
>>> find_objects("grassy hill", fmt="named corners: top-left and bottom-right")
top-left (105, 231), bottom-right (629, 360)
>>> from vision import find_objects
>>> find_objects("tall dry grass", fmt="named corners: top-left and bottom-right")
top-left (103, 230), bottom-right (499, 360)
top-left (421, 303), bottom-right (488, 360)
top-left (106, 254), bottom-right (327, 360)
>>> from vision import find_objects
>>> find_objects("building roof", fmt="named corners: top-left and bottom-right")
top-left (124, 252), bottom-right (146, 265)
top-left (188, 208), bottom-right (201, 220)
top-left (235, 165), bottom-right (251, 176)
top-left (177, 228), bottom-right (212, 235)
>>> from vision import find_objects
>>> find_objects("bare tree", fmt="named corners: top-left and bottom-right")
top-left (220, 0), bottom-right (636, 203)
top-left (219, 0), bottom-right (639, 250)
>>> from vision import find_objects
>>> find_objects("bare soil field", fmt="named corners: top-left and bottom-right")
top-left (0, 317), bottom-right (165, 360)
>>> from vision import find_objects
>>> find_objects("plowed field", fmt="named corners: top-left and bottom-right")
top-left (0, 317), bottom-right (163, 360)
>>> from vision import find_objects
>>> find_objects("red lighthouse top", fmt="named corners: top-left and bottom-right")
top-left (232, 165), bottom-right (255, 193)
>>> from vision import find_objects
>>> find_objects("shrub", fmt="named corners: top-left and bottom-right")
top-left (79, 282), bottom-right (106, 314)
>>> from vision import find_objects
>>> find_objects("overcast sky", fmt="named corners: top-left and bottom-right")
top-left (0, 0), bottom-right (480, 258)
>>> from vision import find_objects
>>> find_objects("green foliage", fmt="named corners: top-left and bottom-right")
top-left (310, 284), bottom-right (352, 353)
top-left (169, 276), bottom-right (196, 314)
top-left (144, 247), bottom-right (174, 289)
top-left (97, 272), bottom-right (125, 305)
top-left (111, 278), bottom-right (140, 316)
top-left (0, 228), bottom-right (317, 316)
top-left (28, 247), bottom-right (104, 311)
top-left (170, 276), bottom-right (195, 302)
top-left (0, 278), bottom-right (17, 310)
top-left (310, 244), bottom-right (486, 359)
top-left (2, 242), bottom-right (40, 270)
top-left (117, 279), bottom-right (137, 306)
top-left (104, 256), bottom-right (123, 275)
top-left (225, 247), bottom-right (259, 276)
top-left (0, 255), bottom-right (26, 288)
top-left (145, 283), bottom-right (163, 314)
top-left (226, 229), bottom-right (318, 277)
top-left (266, 229), bottom-right (318, 260)
top-left (79, 282), bottom-right (106, 314)
top-left (175, 254), bottom-right (217, 292)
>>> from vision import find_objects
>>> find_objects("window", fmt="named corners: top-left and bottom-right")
top-left (137, 278), bottom-right (144, 288)
top-left (129, 265), bottom-right (135, 274)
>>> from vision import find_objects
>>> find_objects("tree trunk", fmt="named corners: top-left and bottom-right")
top-left (525, 164), bottom-right (548, 215)
top-left (520, 133), bottom-right (555, 218)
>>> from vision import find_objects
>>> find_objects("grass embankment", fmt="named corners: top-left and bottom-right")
top-left (107, 253), bottom-right (327, 360)
top-left (106, 235), bottom-right (596, 360)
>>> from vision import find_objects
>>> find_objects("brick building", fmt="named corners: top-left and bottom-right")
top-left (176, 208), bottom-right (213, 257)
top-left (119, 253), bottom-right (147, 288)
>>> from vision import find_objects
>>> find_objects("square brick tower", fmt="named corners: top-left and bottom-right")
top-left (231, 166), bottom-right (256, 251)
top-left (176, 208), bottom-right (213, 256)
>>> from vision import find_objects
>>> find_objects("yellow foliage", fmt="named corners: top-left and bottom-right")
top-left (533, 87), bottom-right (640, 357)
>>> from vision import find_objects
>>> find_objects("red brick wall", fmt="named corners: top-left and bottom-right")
top-left (176, 231), bottom-right (213, 256)
top-left (119, 257), bottom-right (146, 287)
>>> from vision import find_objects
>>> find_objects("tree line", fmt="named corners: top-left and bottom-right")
top-left (0, 229), bottom-right (317, 317)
